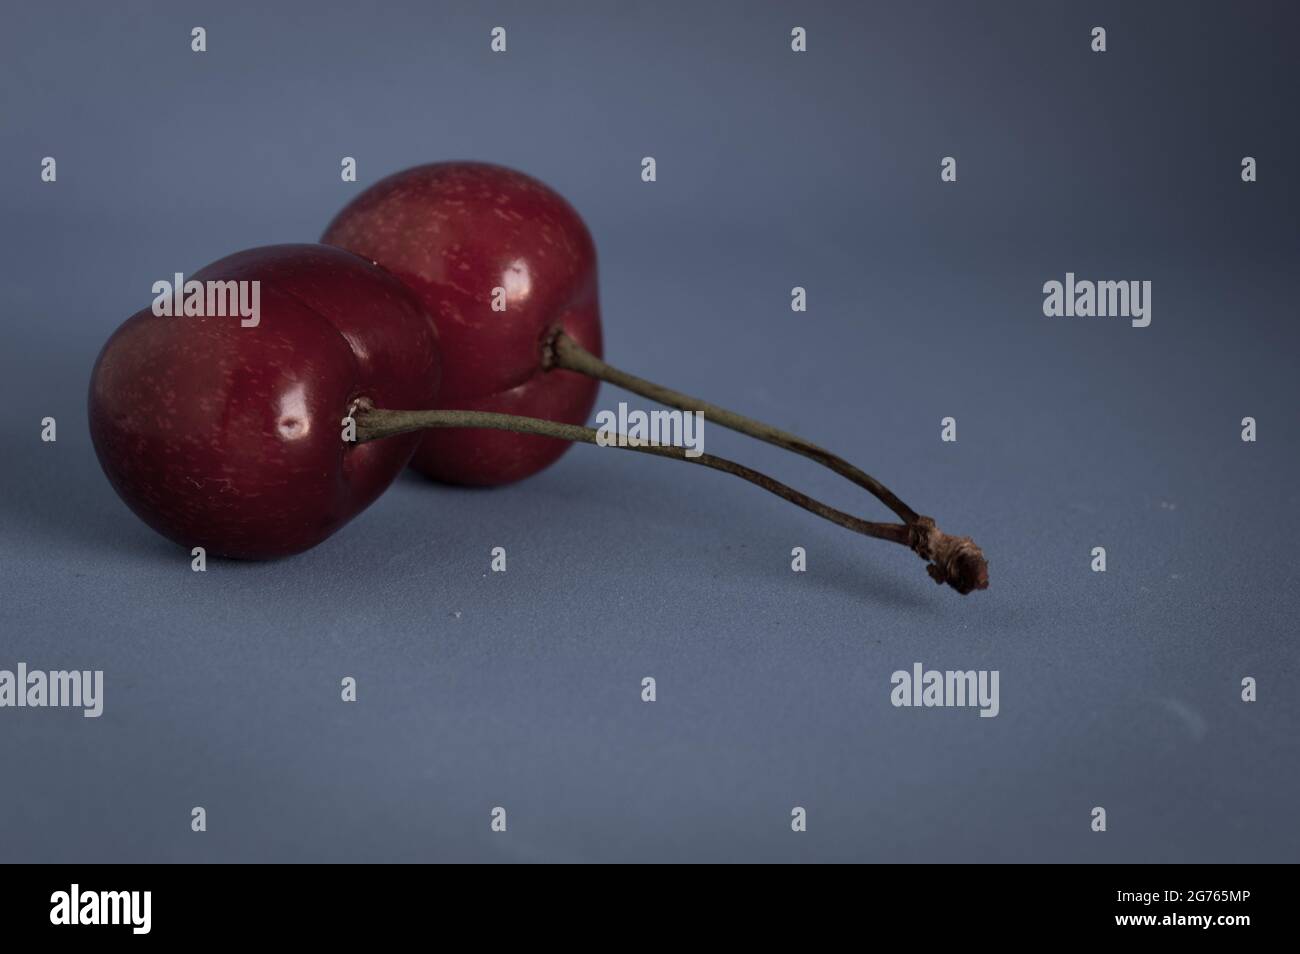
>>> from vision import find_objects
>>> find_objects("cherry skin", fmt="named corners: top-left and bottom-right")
top-left (88, 244), bottom-right (440, 559)
top-left (322, 161), bottom-right (602, 486)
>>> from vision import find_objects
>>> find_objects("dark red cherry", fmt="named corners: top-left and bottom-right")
top-left (88, 244), bottom-right (440, 558)
top-left (322, 161), bottom-right (602, 486)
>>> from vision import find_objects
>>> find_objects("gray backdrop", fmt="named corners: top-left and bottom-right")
top-left (1, 1), bottom-right (1297, 862)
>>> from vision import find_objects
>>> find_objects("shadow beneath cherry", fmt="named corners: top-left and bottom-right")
top-left (0, 420), bottom-right (182, 562)
top-left (6, 420), bottom-right (944, 615)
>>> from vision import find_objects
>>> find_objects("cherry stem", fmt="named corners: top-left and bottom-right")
top-left (353, 403), bottom-right (988, 595)
top-left (548, 330), bottom-right (920, 524)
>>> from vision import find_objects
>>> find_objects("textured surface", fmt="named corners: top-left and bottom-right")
top-left (1, 0), bottom-right (1297, 862)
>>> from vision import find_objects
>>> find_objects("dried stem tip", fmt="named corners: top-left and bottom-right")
top-left (908, 517), bottom-right (989, 595)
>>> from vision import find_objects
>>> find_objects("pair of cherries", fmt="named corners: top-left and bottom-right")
top-left (89, 162), bottom-right (988, 593)
top-left (90, 163), bottom-right (598, 559)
